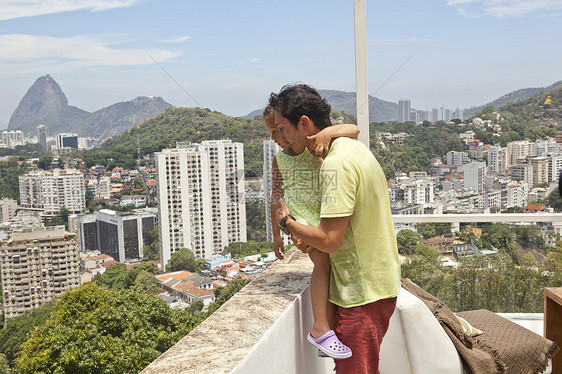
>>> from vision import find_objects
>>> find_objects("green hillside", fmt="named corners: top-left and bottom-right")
top-left (80, 107), bottom-right (271, 175)
top-left (465, 80), bottom-right (562, 118)
top-left (469, 85), bottom-right (561, 144)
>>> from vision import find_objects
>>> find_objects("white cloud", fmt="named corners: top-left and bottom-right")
top-left (0, 0), bottom-right (143, 21)
top-left (0, 34), bottom-right (182, 67)
top-left (161, 36), bottom-right (191, 43)
top-left (447, 0), bottom-right (562, 18)
top-left (249, 57), bottom-right (258, 63)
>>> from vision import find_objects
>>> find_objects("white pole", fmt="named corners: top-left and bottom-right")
top-left (354, 0), bottom-right (370, 147)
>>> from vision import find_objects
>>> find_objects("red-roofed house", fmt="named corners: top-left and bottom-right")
top-left (522, 204), bottom-right (545, 213)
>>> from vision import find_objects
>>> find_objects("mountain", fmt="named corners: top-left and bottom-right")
top-left (464, 81), bottom-right (562, 118)
top-left (319, 90), bottom-right (398, 122)
top-left (244, 89), bottom-right (399, 122)
top-left (86, 96), bottom-right (173, 140)
top-left (8, 75), bottom-right (75, 134)
top-left (8, 75), bottom-right (174, 141)
top-left (83, 107), bottom-right (270, 175)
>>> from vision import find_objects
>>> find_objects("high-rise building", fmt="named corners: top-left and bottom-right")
top-left (77, 209), bottom-right (157, 262)
top-left (507, 140), bottom-right (534, 168)
top-left (446, 151), bottom-right (469, 168)
top-left (0, 227), bottom-right (80, 320)
top-left (263, 140), bottom-right (279, 243)
top-left (19, 169), bottom-right (85, 215)
top-left (445, 108), bottom-right (453, 122)
top-left (528, 156), bottom-right (549, 187)
top-left (37, 125), bottom-right (47, 152)
top-left (56, 133), bottom-right (78, 150)
top-left (1, 130), bottom-right (24, 148)
top-left (0, 198), bottom-right (18, 223)
top-left (454, 108), bottom-right (464, 121)
top-left (155, 140), bottom-right (246, 265)
top-left (510, 164), bottom-right (534, 187)
top-left (487, 145), bottom-right (508, 174)
top-left (535, 138), bottom-right (558, 157)
top-left (547, 154), bottom-right (562, 182)
top-left (464, 162), bottom-right (487, 194)
top-left (398, 99), bottom-right (411, 123)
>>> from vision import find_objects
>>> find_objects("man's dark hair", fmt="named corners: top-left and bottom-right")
top-left (275, 84), bottom-right (332, 130)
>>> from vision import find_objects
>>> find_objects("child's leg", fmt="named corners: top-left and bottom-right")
top-left (308, 248), bottom-right (332, 338)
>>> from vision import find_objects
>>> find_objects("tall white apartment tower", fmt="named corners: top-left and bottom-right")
top-left (263, 140), bottom-right (279, 243)
top-left (488, 145), bottom-right (508, 174)
top-left (398, 99), bottom-right (411, 123)
top-left (155, 140), bottom-right (246, 266)
top-left (464, 161), bottom-right (487, 194)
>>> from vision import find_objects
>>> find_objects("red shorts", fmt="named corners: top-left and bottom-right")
top-left (333, 297), bottom-right (397, 374)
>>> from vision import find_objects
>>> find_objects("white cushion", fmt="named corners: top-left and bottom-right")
top-left (380, 288), bottom-right (464, 374)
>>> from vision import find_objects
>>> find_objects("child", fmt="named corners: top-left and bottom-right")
top-left (264, 100), bottom-right (359, 359)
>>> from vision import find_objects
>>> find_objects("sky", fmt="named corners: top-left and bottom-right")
top-left (0, 0), bottom-right (561, 126)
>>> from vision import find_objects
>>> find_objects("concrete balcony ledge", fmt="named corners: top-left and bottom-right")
top-left (141, 248), bottom-right (332, 374)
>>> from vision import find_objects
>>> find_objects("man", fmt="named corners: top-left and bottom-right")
top-left (274, 84), bottom-right (401, 373)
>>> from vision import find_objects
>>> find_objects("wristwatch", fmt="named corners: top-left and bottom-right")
top-left (279, 214), bottom-right (295, 236)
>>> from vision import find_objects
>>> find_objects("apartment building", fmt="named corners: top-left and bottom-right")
top-left (0, 227), bottom-right (80, 320)
top-left (19, 169), bottom-right (85, 215)
top-left (506, 183), bottom-right (528, 209)
top-left (77, 208), bottom-right (157, 262)
top-left (1, 130), bottom-right (24, 148)
top-left (0, 198), bottom-right (18, 223)
top-left (263, 140), bottom-right (279, 243)
top-left (464, 162), bottom-right (487, 194)
top-left (488, 145), bottom-right (508, 174)
top-left (507, 140), bottom-right (534, 168)
top-left (510, 164), bottom-right (534, 187)
top-left (155, 140), bottom-right (246, 265)
top-left (528, 156), bottom-right (549, 187)
top-left (446, 151), bottom-right (469, 169)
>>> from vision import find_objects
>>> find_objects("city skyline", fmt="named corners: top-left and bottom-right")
top-left (0, 0), bottom-right (561, 125)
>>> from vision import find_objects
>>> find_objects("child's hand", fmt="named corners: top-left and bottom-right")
top-left (273, 236), bottom-right (285, 260)
top-left (307, 133), bottom-right (330, 158)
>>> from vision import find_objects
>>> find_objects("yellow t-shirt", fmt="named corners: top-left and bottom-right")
top-left (276, 149), bottom-right (323, 226)
top-left (320, 137), bottom-right (401, 308)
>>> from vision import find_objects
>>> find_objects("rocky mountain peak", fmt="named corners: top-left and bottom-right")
top-left (8, 75), bottom-right (69, 132)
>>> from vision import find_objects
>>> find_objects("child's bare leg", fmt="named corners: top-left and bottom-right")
top-left (308, 248), bottom-right (332, 338)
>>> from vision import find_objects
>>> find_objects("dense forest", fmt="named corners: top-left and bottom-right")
top-left (0, 262), bottom-right (249, 373)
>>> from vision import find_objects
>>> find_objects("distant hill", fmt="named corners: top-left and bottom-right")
top-left (464, 81), bottom-right (562, 118)
top-left (82, 107), bottom-right (270, 175)
top-left (8, 75), bottom-right (174, 141)
top-left (244, 89), bottom-right (399, 122)
top-left (496, 85), bottom-right (562, 127)
top-left (86, 96), bottom-right (174, 140)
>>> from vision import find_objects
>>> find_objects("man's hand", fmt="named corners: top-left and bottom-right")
top-left (292, 235), bottom-right (314, 254)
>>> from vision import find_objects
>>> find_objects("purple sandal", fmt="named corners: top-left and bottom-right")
top-left (307, 330), bottom-right (352, 359)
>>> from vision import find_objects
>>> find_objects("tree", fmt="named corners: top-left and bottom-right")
top-left (93, 263), bottom-right (128, 289)
top-left (396, 229), bottom-right (423, 255)
top-left (131, 270), bottom-right (160, 294)
top-left (166, 248), bottom-right (198, 272)
top-left (15, 283), bottom-right (201, 374)
top-left (124, 261), bottom-right (161, 289)
top-left (0, 301), bottom-right (56, 365)
top-left (0, 353), bottom-right (10, 374)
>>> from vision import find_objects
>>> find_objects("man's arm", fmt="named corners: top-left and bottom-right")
top-left (281, 208), bottom-right (349, 254)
